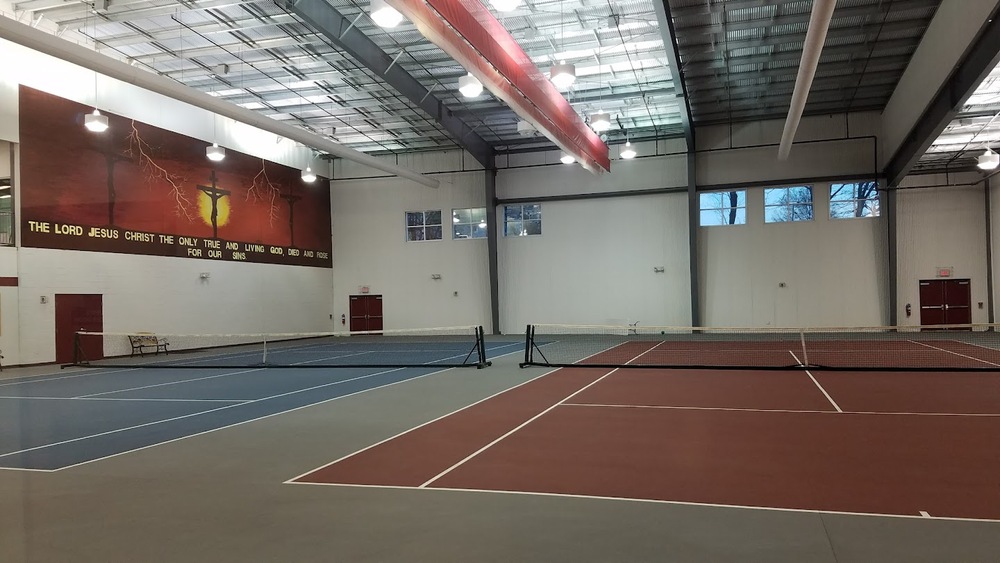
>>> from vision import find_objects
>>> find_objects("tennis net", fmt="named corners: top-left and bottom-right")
top-left (71, 325), bottom-right (490, 369)
top-left (520, 323), bottom-right (1000, 371)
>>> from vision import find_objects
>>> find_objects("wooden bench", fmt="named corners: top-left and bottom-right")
top-left (128, 333), bottom-right (169, 356)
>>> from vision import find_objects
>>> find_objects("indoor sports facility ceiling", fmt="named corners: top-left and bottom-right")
top-left (917, 61), bottom-right (1000, 173)
top-left (0, 0), bottom-right (952, 168)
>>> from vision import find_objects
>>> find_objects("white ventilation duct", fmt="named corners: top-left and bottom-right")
top-left (777, 0), bottom-right (838, 161)
top-left (0, 16), bottom-right (439, 188)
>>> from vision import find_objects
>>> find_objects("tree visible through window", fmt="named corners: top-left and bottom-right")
top-left (405, 210), bottom-right (442, 241)
top-left (764, 186), bottom-right (813, 223)
top-left (699, 191), bottom-right (746, 226)
top-left (504, 204), bottom-right (541, 236)
top-left (452, 208), bottom-right (487, 239)
top-left (830, 181), bottom-right (880, 218)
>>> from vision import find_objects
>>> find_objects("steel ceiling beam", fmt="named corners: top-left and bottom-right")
top-left (652, 0), bottom-right (693, 146)
top-left (284, 0), bottom-right (494, 169)
top-left (885, 11), bottom-right (1000, 186)
top-left (677, 20), bottom-right (926, 53)
top-left (389, 0), bottom-right (609, 172)
top-left (0, 15), bottom-right (440, 188)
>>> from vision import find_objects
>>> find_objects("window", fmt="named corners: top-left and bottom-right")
top-left (452, 207), bottom-right (487, 239)
top-left (504, 204), bottom-right (541, 236)
top-left (699, 191), bottom-right (746, 226)
top-left (764, 186), bottom-right (813, 223)
top-left (0, 179), bottom-right (10, 246)
top-left (830, 181), bottom-right (880, 219)
top-left (405, 210), bottom-right (442, 241)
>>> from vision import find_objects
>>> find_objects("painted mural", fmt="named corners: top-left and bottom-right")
top-left (18, 86), bottom-right (332, 267)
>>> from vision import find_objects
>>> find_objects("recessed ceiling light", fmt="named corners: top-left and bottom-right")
top-left (560, 153), bottom-right (575, 164)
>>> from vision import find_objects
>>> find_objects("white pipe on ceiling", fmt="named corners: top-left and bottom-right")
top-left (0, 16), bottom-right (440, 188)
top-left (777, 0), bottom-right (838, 161)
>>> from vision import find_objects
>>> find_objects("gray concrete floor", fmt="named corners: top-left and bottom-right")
top-left (1, 349), bottom-right (999, 562)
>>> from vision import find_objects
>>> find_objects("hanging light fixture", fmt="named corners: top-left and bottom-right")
top-left (301, 166), bottom-right (317, 182)
top-left (457, 73), bottom-right (483, 98)
top-left (206, 143), bottom-right (226, 162)
top-left (369, 0), bottom-right (404, 28)
top-left (489, 0), bottom-right (521, 11)
top-left (978, 147), bottom-right (999, 170)
top-left (589, 111), bottom-right (611, 132)
top-left (84, 109), bottom-right (109, 133)
top-left (560, 153), bottom-right (575, 164)
top-left (550, 1), bottom-right (575, 89)
top-left (549, 61), bottom-right (576, 89)
top-left (620, 140), bottom-right (636, 160)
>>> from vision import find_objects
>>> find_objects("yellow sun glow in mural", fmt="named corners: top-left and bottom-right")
top-left (198, 191), bottom-right (231, 227)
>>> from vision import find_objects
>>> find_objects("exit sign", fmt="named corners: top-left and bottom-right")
top-left (936, 267), bottom-right (953, 278)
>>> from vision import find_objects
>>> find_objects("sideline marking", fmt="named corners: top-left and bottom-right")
top-left (39, 347), bottom-right (525, 472)
top-left (560, 403), bottom-right (998, 416)
top-left (909, 340), bottom-right (1000, 368)
top-left (285, 367), bottom-right (562, 483)
top-left (790, 351), bottom-right (842, 412)
top-left (419, 341), bottom-right (663, 488)
top-left (0, 366), bottom-right (424, 460)
top-left (287, 343), bottom-right (628, 484)
top-left (920, 511), bottom-right (931, 518)
top-left (284, 482), bottom-right (1000, 524)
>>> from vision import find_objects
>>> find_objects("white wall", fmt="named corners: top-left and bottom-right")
top-left (696, 112), bottom-right (881, 187)
top-left (699, 182), bottom-right (887, 328)
top-left (497, 154), bottom-right (692, 332)
top-left (0, 40), bottom-right (336, 365)
top-left (330, 170), bottom-right (492, 330)
top-left (896, 174), bottom-right (990, 326)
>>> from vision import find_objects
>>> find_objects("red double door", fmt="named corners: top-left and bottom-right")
top-left (349, 295), bottom-right (383, 332)
top-left (919, 279), bottom-right (971, 326)
top-left (55, 294), bottom-right (103, 364)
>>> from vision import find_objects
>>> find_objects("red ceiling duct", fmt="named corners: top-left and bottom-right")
top-left (388, 0), bottom-right (610, 172)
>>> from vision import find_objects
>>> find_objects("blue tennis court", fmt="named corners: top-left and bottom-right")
top-left (0, 340), bottom-right (522, 471)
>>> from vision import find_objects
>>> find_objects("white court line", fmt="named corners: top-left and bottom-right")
top-left (418, 341), bottom-right (663, 488)
top-left (284, 482), bottom-right (1000, 524)
top-left (284, 367), bottom-right (563, 483)
top-left (0, 366), bottom-right (141, 388)
top-left (909, 340), bottom-right (1000, 368)
top-left (41, 347), bottom-right (526, 473)
top-left (0, 396), bottom-right (245, 403)
top-left (0, 465), bottom-right (57, 473)
top-left (0, 364), bottom-right (433, 460)
top-left (286, 342), bottom-right (627, 484)
top-left (560, 403), bottom-right (1000, 417)
top-left (920, 511), bottom-right (932, 518)
top-left (790, 350), bottom-right (842, 413)
top-left (77, 366), bottom-right (270, 398)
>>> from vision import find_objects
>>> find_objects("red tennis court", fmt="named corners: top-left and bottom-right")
top-left (290, 341), bottom-right (1000, 521)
